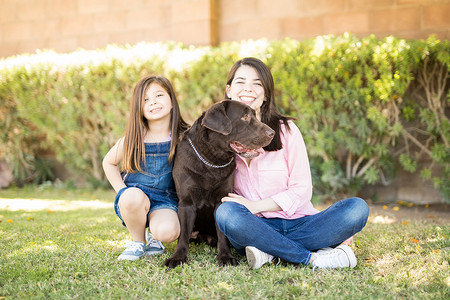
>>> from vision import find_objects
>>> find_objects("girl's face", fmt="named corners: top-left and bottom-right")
top-left (143, 83), bottom-right (173, 123)
top-left (226, 65), bottom-right (265, 119)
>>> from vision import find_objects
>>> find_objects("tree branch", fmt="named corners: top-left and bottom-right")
top-left (356, 157), bottom-right (377, 178)
top-left (401, 130), bottom-right (433, 157)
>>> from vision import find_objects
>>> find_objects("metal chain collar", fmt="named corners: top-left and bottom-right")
top-left (187, 137), bottom-right (234, 169)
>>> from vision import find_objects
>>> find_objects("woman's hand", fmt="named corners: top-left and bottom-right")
top-left (221, 193), bottom-right (282, 215)
top-left (221, 193), bottom-right (259, 214)
top-left (342, 236), bottom-right (354, 245)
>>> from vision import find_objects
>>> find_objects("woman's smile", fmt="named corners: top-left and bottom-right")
top-left (226, 65), bottom-right (265, 118)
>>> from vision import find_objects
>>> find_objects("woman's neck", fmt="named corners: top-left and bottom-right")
top-left (255, 109), bottom-right (261, 121)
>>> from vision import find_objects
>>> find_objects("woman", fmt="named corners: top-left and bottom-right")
top-left (215, 57), bottom-right (369, 270)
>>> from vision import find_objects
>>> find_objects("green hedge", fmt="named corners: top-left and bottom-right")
top-left (0, 35), bottom-right (448, 201)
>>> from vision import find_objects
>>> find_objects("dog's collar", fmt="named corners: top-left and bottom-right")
top-left (187, 137), bottom-right (234, 169)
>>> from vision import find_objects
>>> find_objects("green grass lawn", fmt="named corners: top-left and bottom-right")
top-left (1, 186), bottom-right (449, 299)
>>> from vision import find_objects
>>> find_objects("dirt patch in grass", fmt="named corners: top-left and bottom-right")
top-left (1, 197), bottom-right (448, 224)
top-left (317, 201), bottom-right (449, 225)
top-left (0, 198), bottom-right (112, 212)
top-left (367, 203), bottom-right (449, 225)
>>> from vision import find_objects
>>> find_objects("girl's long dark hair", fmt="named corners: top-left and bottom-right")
top-left (225, 57), bottom-right (293, 151)
top-left (122, 75), bottom-right (188, 172)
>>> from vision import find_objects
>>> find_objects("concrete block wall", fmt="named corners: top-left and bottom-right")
top-left (219, 0), bottom-right (450, 41)
top-left (1, 0), bottom-right (449, 58)
top-left (0, 0), bottom-right (217, 58)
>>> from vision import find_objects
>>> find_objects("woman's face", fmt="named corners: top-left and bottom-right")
top-left (226, 65), bottom-right (265, 119)
top-left (142, 83), bottom-right (173, 123)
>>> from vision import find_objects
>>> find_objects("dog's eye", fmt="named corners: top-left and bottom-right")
top-left (241, 114), bottom-right (250, 122)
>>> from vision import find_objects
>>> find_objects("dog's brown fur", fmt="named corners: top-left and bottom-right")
top-left (164, 100), bottom-right (274, 268)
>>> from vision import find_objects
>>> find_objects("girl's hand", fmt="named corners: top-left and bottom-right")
top-left (221, 193), bottom-right (258, 214)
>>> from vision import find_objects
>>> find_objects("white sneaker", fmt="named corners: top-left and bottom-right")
top-left (311, 245), bottom-right (357, 270)
top-left (145, 230), bottom-right (165, 256)
top-left (245, 246), bottom-right (274, 269)
top-left (118, 241), bottom-right (146, 261)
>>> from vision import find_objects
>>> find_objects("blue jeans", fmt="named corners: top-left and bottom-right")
top-left (215, 197), bottom-right (369, 265)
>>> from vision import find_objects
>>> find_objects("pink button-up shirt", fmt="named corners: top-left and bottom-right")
top-left (234, 120), bottom-right (319, 219)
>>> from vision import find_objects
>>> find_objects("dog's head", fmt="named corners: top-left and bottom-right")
top-left (201, 100), bottom-right (274, 158)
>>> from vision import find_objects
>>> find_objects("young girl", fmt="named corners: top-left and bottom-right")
top-left (215, 57), bottom-right (369, 270)
top-left (103, 75), bottom-right (189, 260)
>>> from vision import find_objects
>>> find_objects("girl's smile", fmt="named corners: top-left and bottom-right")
top-left (149, 107), bottom-right (163, 113)
top-left (143, 83), bottom-right (173, 122)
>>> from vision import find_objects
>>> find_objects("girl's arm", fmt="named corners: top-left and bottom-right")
top-left (102, 137), bottom-right (127, 193)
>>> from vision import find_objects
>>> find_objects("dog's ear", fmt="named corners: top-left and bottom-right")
top-left (201, 102), bottom-right (232, 135)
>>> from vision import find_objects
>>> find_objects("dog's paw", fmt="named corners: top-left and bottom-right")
top-left (163, 256), bottom-right (187, 269)
top-left (217, 254), bottom-right (238, 267)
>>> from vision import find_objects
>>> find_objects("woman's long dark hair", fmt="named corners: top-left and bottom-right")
top-left (122, 75), bottom-right (189, 172)
top-left (225, 57), bottom-right (293, 151)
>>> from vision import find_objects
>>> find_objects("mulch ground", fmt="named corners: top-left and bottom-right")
top-left (317, 201), bottom-right (449, 225)
top-left (367, 202), bottom-right (449, 225)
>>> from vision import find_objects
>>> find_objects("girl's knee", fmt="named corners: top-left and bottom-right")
top-left (119, 188), bottom-right (148, 210)
top-left (150, 210), bottom-right (180, 242)
top-left (151, 222), bottom-right (180, 243)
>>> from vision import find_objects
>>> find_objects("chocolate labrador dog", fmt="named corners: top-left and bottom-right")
top-left (164, 100), bottom-right (274, 268)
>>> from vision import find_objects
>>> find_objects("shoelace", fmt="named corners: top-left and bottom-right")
top-left (273, 257), bottom-right (281, 266)
top-left (126, 242), bottom-right (145, 252)
top-left (146, 236), bottom-right (165, 250)
top-left (148, 238), bottom-right (163, 248)
top-left (259, 251), bottom-right (280, 267)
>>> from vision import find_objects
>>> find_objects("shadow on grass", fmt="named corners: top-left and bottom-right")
top-left (0, 198), bottom-right (112, 211)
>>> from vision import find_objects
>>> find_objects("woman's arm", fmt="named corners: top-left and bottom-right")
top-left (102, 137), bottom-right (127, 193)
top-left (221, 193), bottom-right (281, 214)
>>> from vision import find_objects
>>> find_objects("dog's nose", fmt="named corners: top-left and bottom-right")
top-left (266, 129), bottom-right (275, 138)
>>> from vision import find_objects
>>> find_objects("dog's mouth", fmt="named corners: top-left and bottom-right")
top-left (230, 141), bottom-right (261, 158)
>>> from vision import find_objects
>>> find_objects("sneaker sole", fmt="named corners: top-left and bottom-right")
top-left (337, 245), bottom-right (357, 268)
top-left (246, 246), bottom-right (267, 270)
top-left (245, 247), bottom-right (258, 269)
top-left (117, 254), bottom-right (143, 261)
top-left (145, 249), bottom-right (164, 256)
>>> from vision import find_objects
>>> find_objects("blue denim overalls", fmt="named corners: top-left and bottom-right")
top-left (114, 141), bottom-right (178, 227)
